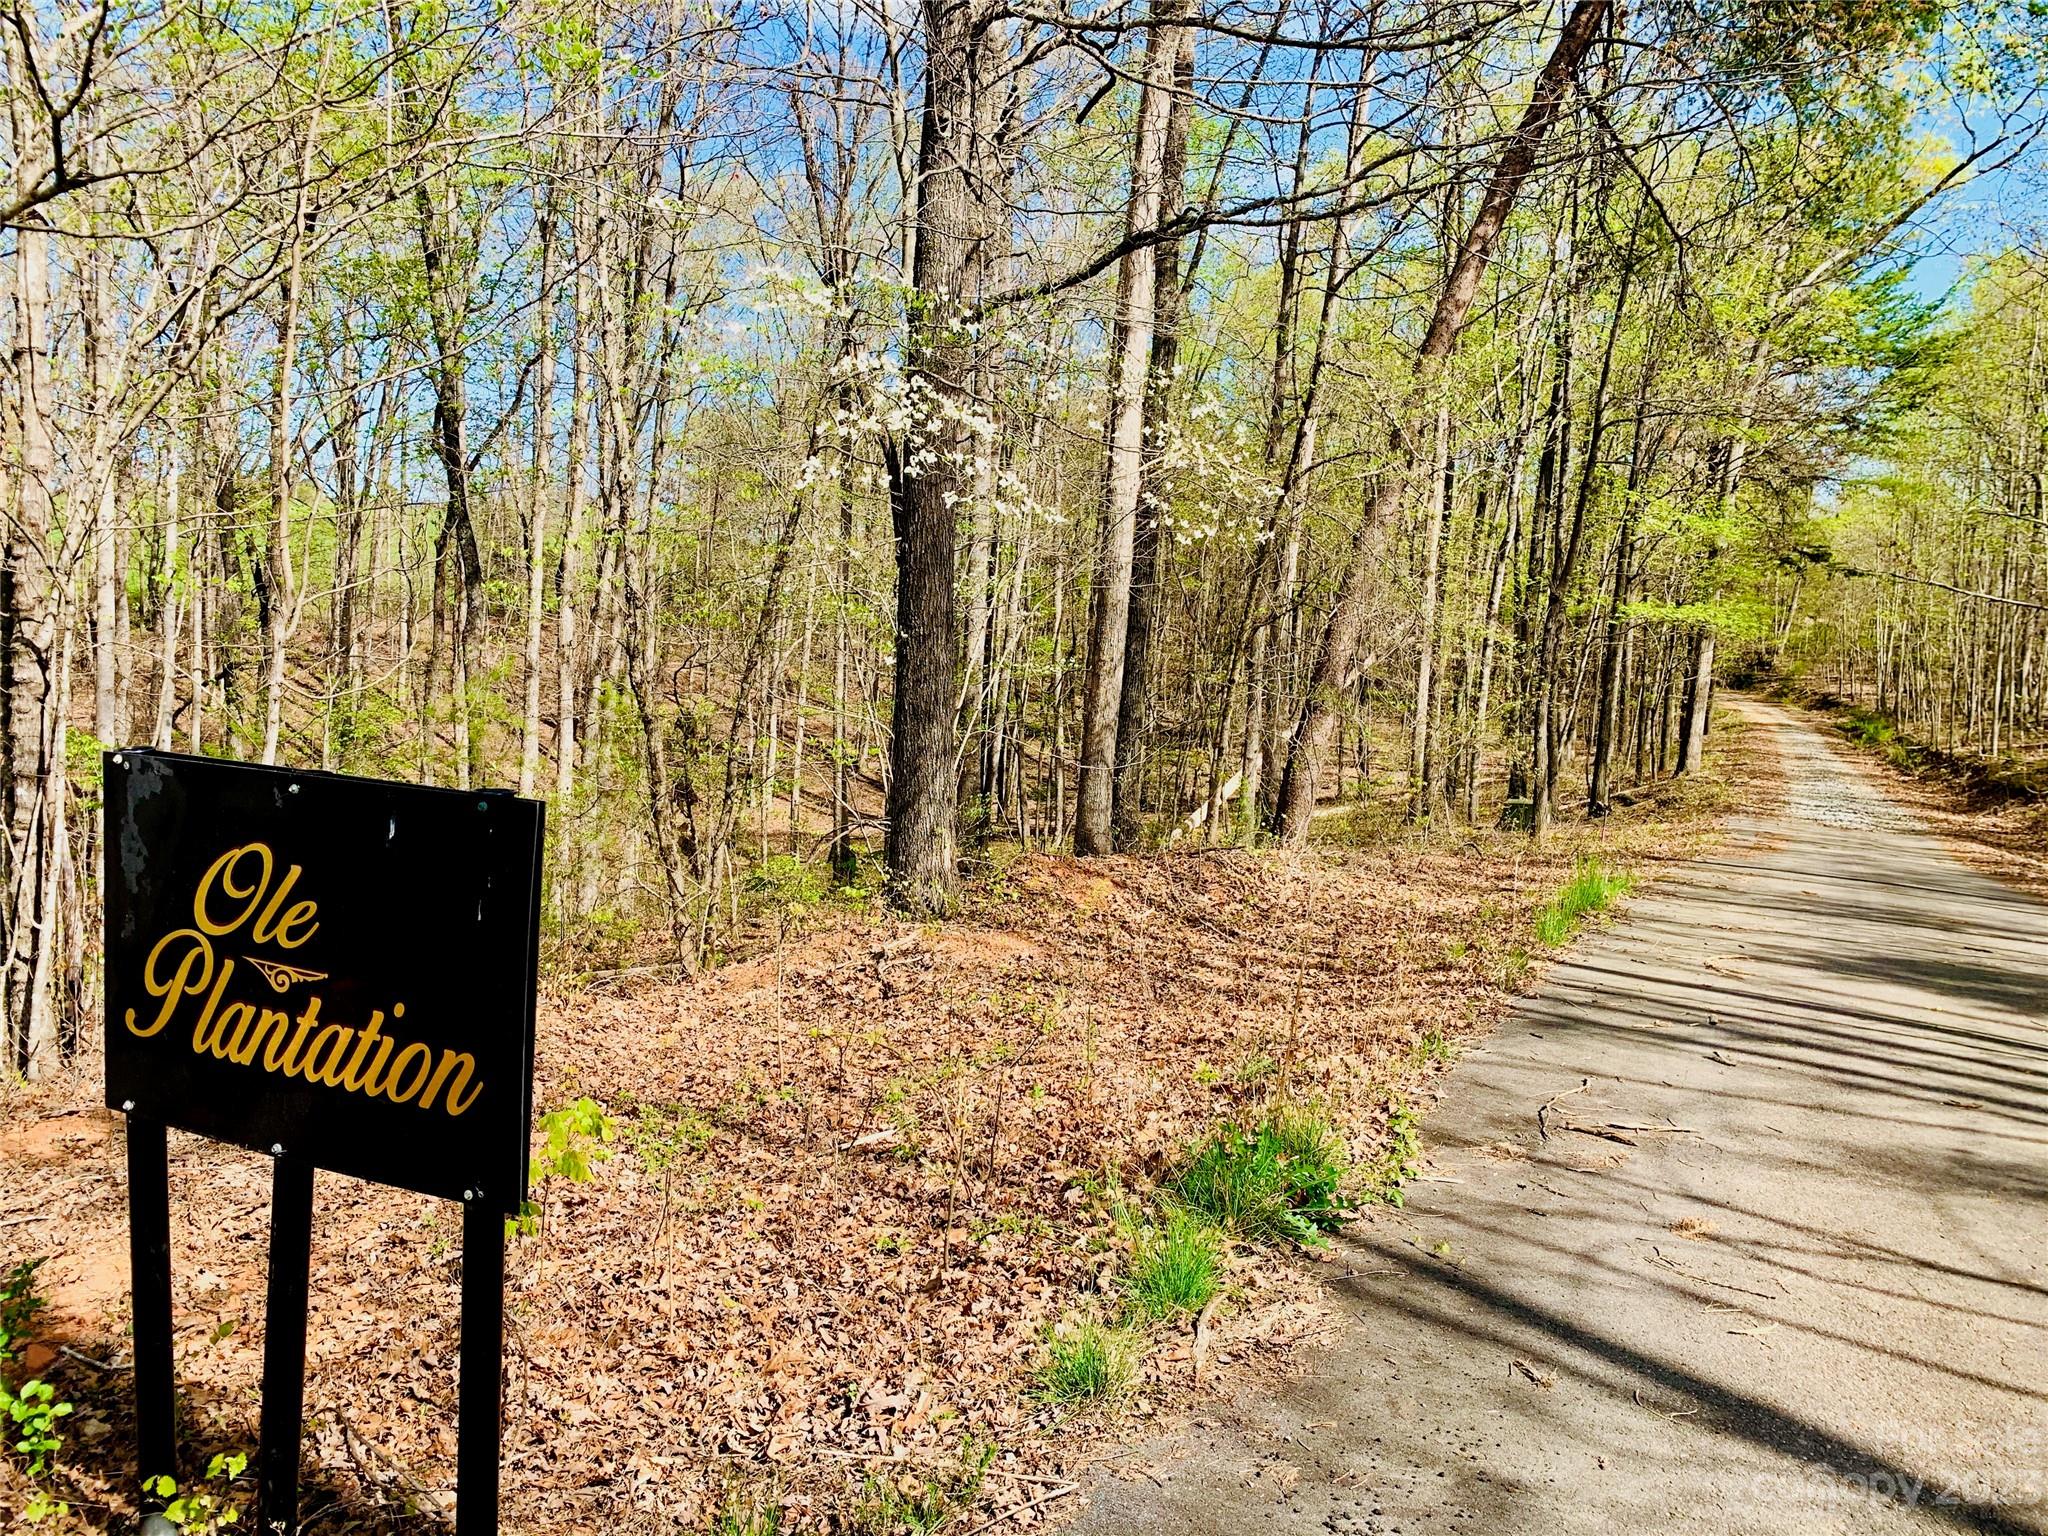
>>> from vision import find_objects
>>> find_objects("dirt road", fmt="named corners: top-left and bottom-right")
top-left (1071, 702), bottom-right (2048, 1535)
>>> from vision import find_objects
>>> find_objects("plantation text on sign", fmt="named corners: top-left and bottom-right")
top-left (105, 752), bottom-right (545, 1215)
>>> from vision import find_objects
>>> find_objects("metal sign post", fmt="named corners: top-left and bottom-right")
top-left (457, 1200), bottom-right (505, 1536)
top-left (124, 1116), bottom-right (175, 1499)
top-left (103, 751), bottom-right (542, 1535)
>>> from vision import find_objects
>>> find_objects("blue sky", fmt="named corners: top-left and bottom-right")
top-left (1904, 167), bottom-right (2006, 306)
top-left (1904, 96), bottom-right (2047, 306)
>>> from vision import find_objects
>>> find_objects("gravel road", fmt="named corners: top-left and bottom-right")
top-left (1069, 699), bottom-right (2048, 1536)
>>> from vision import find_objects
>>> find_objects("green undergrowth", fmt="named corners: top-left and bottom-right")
top-left (510, 1096), bottom-right (616, 1239)
top-left (1032, 1318), bottom-right (1140, 1406)
top-left (1408, 1025), bottom-right (1455, 1069)
top-left (1172, 1106), bottom-right (1350, 1248)
top-left (1358, 1096), bottom-right (1422, 1207)
top-left (742, 850), bottom-right (886, 920)
top-left (1532, 857), bottom-right (1632, 947)
top-left (706, 1435), bottom-right (998, 1534)
top-left (1840, 704), bottom-right (1911, 765)
top-left (143, 1454), bottom-right (248, 1533)
top-left (2, 1258), bottom-right (73, 1526)
top-left (3, 1258), bottom-right (255, 1528)
top-left (1819, 695), bottom-right (2044, 799)
top-left (1036, 1101), bottom-right (1405, 1418)
top-left (1123, 1205), bottom-right (1224, 1321)
top-left (708, 1486), bottom-right (785, 1536)
top-left (848, 1435), bottom-right (996, 1535)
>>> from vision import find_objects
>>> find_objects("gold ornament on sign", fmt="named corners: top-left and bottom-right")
top-left (244, 957), bottom-right (329, 993)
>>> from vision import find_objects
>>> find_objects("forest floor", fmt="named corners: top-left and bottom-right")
top-left (1063, 697), bottom-right (2048, 1535)
top-left (0, 721), bottom-right (1768, 1535)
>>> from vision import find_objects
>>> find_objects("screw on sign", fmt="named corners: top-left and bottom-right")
top-left (103, 751), bottom-right (544, 1536)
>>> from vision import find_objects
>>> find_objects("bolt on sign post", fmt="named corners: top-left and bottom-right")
top-left (103, 751), bottom-right (544, 1536)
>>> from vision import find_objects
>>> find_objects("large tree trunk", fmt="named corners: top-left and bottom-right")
top-left (1270, 0), bottom-right (1608, 844)
top-left (884, 0), bottom-right (1000, 910)
top-left (1075, 0), bottom-right (1180, 854)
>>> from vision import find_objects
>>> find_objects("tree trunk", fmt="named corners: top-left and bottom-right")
top-left (87, 230), bottom-right (123, 747)
top-left (556, 193), bottom-right (594, 805)
top-left (151, 444), bottom-right (183, 750)
top-left (1410, 405), bottom-right (1450, 820)
top-left (520, 192), bottom-right (559, 798)
top-left (1589, 363), bottom-right (1661, 814)
top-left (885, 0), bottom-right (1000, 910)
top-left (831, 379), bottom-right (858, 880)
top-left (1466, 483), bottom-right (1516, 821)
top-left (1240, 65), bottom-right (1323, 836)
top-left (416, 169), bottom-right (483, 788)
top-left (1076, 0), bottom-right (1179, 854)
top-left (1678, 628), bottom-right (1716, 773)
top-left (1111, 17), bottom-right (1196, 847)
top-left (3, 201), bottom-right (61, 1075)
top-left (1535, 206), bottom-right (1632, 838)
top-left (1587, 510), bottom-right (1635, 816)
top-left (260, 176), bottom-right (312, 766)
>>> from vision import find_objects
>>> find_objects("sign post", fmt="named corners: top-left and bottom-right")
top-left (102, 751), bottom-right (543, 1535)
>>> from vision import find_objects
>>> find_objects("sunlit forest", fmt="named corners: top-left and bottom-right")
top-left (3, 0), bottom-right (2043, 1068)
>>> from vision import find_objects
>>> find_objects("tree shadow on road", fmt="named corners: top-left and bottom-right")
top-left (1334, 1240), bottom-right (2048, 1536)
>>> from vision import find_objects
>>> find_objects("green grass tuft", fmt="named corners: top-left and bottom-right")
top-left (1532, 857), bottom-right (1631, 947)
top-left (1034, 1319), bottom-right (1140, 1405)
top-left (1124, 1207), bottom-right (1224, 1321)
top-left (1173, 1107), bottom-right (1350, 1248)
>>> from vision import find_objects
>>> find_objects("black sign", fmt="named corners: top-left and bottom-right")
top-left (105, 750), bottom-right (539, 1535)
top-left (104, 751), bottom-right (544, 1215)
